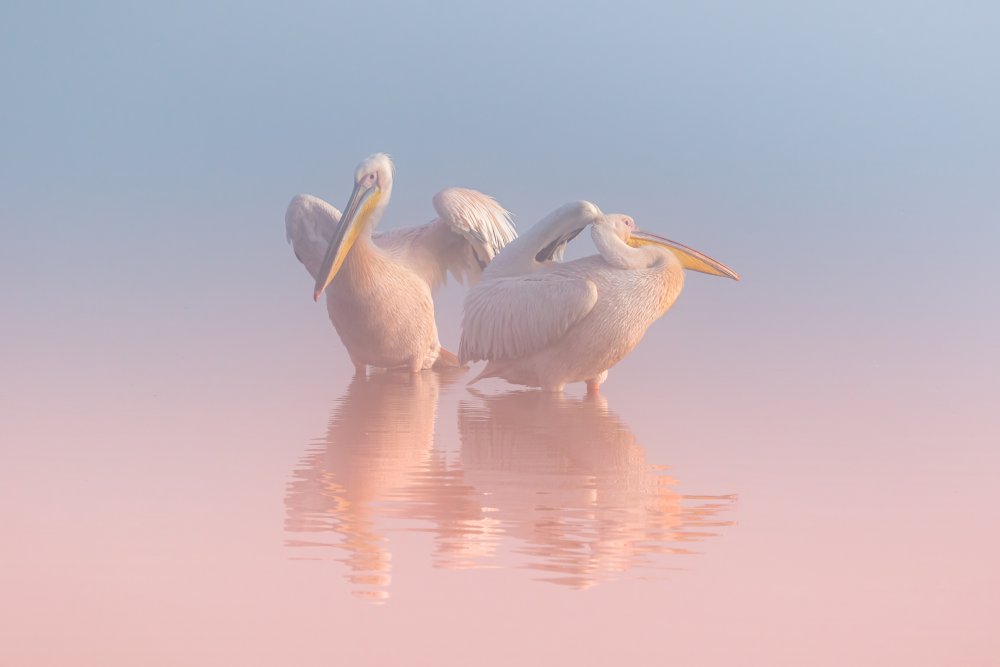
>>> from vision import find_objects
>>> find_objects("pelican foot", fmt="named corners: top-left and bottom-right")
top-left (433, 347), bottom-right (466, 370)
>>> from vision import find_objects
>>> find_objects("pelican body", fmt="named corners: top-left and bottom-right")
top-left (459, 201), bottom-right (738, 392)
top-left (286, 154), bottom-right (516, 372)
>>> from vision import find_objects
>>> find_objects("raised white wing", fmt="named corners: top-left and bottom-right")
top-left (433, 188), bottom-right (516, 266)
top-left (285, 194), bottom-right (341, 280)
top-left (459, 273), bottom-right (598, 363)
top-left (376, 188), bottom-right (516, 291)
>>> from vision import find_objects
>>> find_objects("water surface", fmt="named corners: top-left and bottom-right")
top-left (285, 371), bottom-right (737, 599)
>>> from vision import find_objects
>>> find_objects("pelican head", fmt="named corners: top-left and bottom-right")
top-left (313, 153), bottom-right (395, 301)
top-left (613, 214), bottom-right (740, 280)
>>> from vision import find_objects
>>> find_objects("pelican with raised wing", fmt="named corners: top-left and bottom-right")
top-left (286, 153), bottom-right (516, 373)
top-left (459, 201), bottom-right (738, 392)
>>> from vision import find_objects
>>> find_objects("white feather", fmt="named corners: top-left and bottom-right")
top-left (432, 188), bottom-right (516, 265)
top-left (459, 206), bottom-right (701, 391)
top-left (460, 274), bottom-right (598, 363)
top-left (285, 194), bottom-right (341, 280)
top-left (285, 156), bottom-right (517, 371)
top-left (376, 188), bottom-right (516, 290)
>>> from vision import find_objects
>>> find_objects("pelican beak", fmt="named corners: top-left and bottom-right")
top-left (627, 230), bottom-right (740, 280)
top-left (313, 181), bottom-right (381, 300)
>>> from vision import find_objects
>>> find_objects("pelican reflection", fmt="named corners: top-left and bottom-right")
top-left (284, 369), bottom-right (463, 601)
top-left (455, 390), bottom-right (735, 588)
top-left (286, 375), bottom-right (735, 598)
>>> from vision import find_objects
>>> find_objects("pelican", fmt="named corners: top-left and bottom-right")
top-left (459, 201), bottom-right (739, 392)
top-left (286, 153), bottom-right (517, 373)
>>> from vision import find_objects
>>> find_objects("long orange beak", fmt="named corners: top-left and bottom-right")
top-left (628, 230), bottom-right (740, 280)
top-left (313, 181), bottom-right (381, 300)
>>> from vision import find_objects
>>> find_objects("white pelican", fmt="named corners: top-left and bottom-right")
top-left (286, 153), bottom-right (517, 373)
top-left (459, 201), bottom-right (739, 392)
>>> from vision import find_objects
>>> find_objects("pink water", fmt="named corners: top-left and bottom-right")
top-left (4, 269), bottom-right (998, 666)
top-left (2, 204), bottom-right (999, 666)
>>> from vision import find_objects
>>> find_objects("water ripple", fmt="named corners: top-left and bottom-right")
top-left (285, 370), bottom-right (736, 600)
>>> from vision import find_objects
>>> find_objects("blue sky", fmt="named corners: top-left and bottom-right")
top-left (2, 0), bottom-right (998, 361)
top-left (4, 1), bottom-right (997, 203)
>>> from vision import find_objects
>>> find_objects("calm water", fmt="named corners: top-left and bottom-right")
top-left (285, 371), bottom-right (737, 599)
top-left (3, 302), bottom-right (997, 665)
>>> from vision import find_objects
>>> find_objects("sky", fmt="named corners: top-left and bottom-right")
top-left (3, 0), bottom-right (998, 355)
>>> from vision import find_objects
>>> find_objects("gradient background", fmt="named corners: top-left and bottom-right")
top-left (2, 1), bottom-right (999, 665)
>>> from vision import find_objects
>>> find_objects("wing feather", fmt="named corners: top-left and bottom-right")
top-left (459, 273), bottom-right (598, 363)
top-left (285, 194), bottom-right (341, 280)
top-left (429, 187), bottom-right (516, 285)
top-left (375, 188), bottom-right (517, 291)
top-left (432, 188), bottom-right (517, 266)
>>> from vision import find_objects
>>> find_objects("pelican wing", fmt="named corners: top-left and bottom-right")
top-left (432, 188), bottom-right (516, 266)
top-left (459, 273), bottom-right (598, 363)
top-left (376, 188), bottom-right (516, 291)
top-left (285, 194), bottom-right (342, 280)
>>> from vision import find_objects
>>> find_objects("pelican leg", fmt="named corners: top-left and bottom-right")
top-left (585, 370), bottom-right (608, 395)
top-left (349, 353), bottom-right (367, 378)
